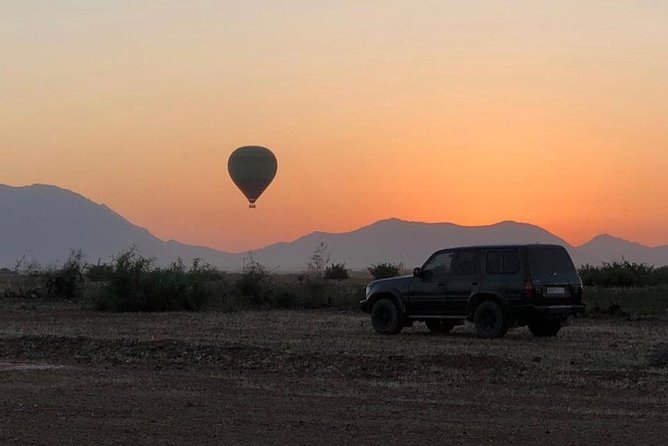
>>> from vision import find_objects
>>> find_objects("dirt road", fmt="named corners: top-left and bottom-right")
top-left (1, 299), bottom-right (667, 445)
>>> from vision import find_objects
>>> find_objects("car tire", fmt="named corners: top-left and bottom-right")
top-left (473, 300), bottom-right (509, 339)
top-left (371, 298), bottom-right (403, 335)
top-left (528, 319), bottom-right (561, 337)
top-left (425, 319), bottom-right (456, 334)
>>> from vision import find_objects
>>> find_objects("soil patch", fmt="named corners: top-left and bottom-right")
top-left (0, 335), bottom-right (517, 379)
top-left (0, 362), bottom-right (68, 372)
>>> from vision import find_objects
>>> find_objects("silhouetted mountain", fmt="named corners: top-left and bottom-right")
top-left (575, 234), bottom-right (668, 266)
top-left (1, 184), bottom-right (667, 271)
top-left (0, 184), bottom-right (236, 268)
top-left (252, 218), bottom-right (569, 270)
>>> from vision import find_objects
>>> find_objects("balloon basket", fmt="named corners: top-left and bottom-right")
top-left (249, 204), bottom-right (256, 209)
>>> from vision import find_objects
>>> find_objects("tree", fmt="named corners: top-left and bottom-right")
top-left (306, 242), bottom-right (331, 278)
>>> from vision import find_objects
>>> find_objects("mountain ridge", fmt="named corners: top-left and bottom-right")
top-left (1, 183), bottom-right (666, 270)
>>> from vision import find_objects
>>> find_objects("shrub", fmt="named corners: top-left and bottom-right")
top-left (85, 262), bottom-right (114, 282)
top-left (579, 259), bottom-right (662, 287)
top-left (325, 262), bottom-right (349, 280)
top-left (302, 276), bottom-right (329, 307)
top-left (651, 266), bottom-right (668, 285)
top-left (235, 254), bottom-right (270, 305)
top-left (368, 262), bottom-right (401, 280)
top-left (321, 280), bottom-right (366, 309)
top-left (93, 249), bottom-right (222, 312)
top-left (271, 287), bottom-right (299, 309)
top-left (46, 249), bottom-right (84, 299)
top-left (583, 285), bottom-right (668, 316)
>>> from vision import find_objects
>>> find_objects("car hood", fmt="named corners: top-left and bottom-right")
top-left (367, 275), bottom-right (413, 292)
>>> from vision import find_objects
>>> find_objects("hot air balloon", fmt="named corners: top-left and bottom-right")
top-left (228, 146), bottom-right (278, 208)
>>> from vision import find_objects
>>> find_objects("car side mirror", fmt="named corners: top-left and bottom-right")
top-left (413, 267), bottom-right (422, 277)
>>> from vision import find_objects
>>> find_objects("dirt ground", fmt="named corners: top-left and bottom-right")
top-left (1, 299), bottom-right (668, 445)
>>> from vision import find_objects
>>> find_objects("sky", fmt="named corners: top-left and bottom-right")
top-left (2, 0), bottom-right (667, 252)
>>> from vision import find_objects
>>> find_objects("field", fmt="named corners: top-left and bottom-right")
top-left (2, 296), bottom-right (668, 445)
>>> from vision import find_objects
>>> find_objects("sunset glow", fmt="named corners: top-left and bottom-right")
top-left (2, 1), bottom-right (667, 252)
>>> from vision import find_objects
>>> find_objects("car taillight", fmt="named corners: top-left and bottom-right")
top-left (523, 281), bottom-right (533, 298)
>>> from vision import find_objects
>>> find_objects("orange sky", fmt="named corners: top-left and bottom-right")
top-left (2, 1), bottom-right (667, 252)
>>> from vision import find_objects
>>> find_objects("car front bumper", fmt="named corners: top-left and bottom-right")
top-left (360, 300), bottom-right (370, 313)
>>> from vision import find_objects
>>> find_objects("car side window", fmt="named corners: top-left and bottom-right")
top-left (486, 251), bottom-right (503, 274)
top-left (502, 250), bottom-right (520, 273)
top-left (486, 249), bottom-right (520, 274)
top-left (422, 252), bottom-right (454, 279)
top-left (451, 250), bottom-right (480, 276)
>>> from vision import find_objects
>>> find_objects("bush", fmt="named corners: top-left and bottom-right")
top-left (15, 248), bottom-right (380, 313)
top-left (93, 249), bottom-right (223, 312)
top-left (235, 254), bottom-right (270, 305)
top-left (45, 249), bottom-right (84, 299)
top-left (325, 263), bottom-right (349, 280)
top-left (85, 262), bottom-right (114, 282)
top-left (368, 262), bottom-right (401, 280)
top-left (651, 266), bottom-right (668, 285)
top-left (271, 287), bottom-right (299, 309)
top-left (579, 260), bottom-right (664, 287)
top-left (583, 285), bottom-right (668, 316)
top-left (302, 276), bottom-right (329, 308)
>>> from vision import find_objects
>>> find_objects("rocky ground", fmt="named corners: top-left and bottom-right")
top-left (1, 298), bottom-right (668, 445)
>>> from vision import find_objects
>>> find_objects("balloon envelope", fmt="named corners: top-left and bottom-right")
top-left (228, 146), bottom-right (278, 207)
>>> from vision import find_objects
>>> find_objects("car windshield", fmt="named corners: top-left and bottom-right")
top-left (422, 252), bottom-right (454, 279)
top-left (527, 246), bottom-right (579, 283)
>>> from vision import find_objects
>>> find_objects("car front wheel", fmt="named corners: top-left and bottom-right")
top-left (474, 300), bottom-right (509, 339)
top-left (371, 298), bottom-right (403, 335)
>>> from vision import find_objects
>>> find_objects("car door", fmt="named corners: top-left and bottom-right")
top-left (485, 248), bottom-right (523, 302)
top-left (406, 251), bottom-right (454, 315)
top-left (445, 249), bottom-right (482, 315)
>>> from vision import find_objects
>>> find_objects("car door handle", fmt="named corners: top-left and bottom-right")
top-left (438, 283), bottom-right (446, 288)
top-left (471, 282), bottom-right (478, 286)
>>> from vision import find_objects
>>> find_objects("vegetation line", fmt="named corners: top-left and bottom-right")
top-left (1, 248), bottom-right (667, 315)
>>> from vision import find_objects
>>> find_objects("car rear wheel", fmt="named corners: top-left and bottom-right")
top-left (425, 319), bottom-right (456, 334)
top-left (371, 298), bottom-right (403, 335)
top-left (528, 319), bottom-right (561, 337)
top-left (473, 300), bottom-right (509, 339)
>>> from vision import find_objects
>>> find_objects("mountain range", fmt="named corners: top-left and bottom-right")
top-left (1, 184), bottom-right (667, 271)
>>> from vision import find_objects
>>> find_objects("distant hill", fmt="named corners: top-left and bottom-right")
top-left (575, 234), bottom-right (668, 267)
top-left (252, 218), bottom-right (569, 270)
top-left (0, 184), bottom-right (236, 268)
top-left (1, 184), bottom-right (667, 271)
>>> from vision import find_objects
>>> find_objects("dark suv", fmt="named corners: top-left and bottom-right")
top-left (360, 244), bottom-right (585, 338)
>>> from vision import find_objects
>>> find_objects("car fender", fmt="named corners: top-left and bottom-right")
top-left (466, 292), bottom-right (509, 315)
top-left (367, 290), bottom-right (406, 314)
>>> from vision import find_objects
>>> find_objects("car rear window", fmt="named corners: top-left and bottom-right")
top-left (486, 250), bottom-right (520, 274)
top-left (527, 246), bottom-right (578, 282)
